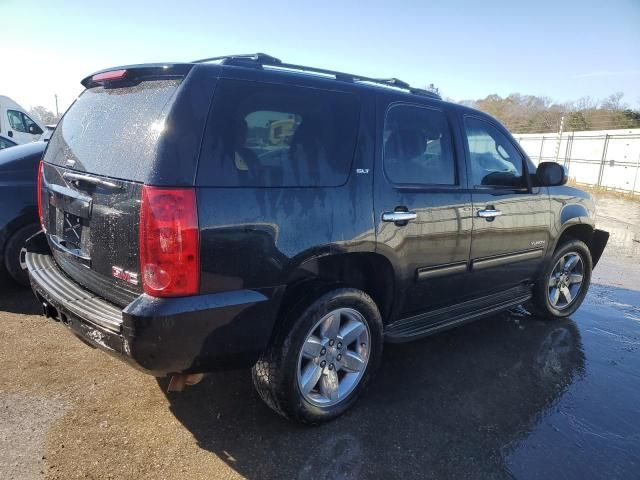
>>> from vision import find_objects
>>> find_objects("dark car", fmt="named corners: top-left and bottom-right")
top-left (0, 135), bottom-right (18, 149)
top-left (26, 54), bottom-right (608, 423)
top-left (0, 141), bottom-right (44, 285)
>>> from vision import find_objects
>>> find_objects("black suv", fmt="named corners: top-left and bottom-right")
top-left (27, 54), bottom-right (608, 423)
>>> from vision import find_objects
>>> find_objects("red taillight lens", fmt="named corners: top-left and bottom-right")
top-left (92, 69), bottom-right (127, 83)
top-left (139, 187), bottom-right (200, 297)
top-left (37, 160), bottom-right (44, 230)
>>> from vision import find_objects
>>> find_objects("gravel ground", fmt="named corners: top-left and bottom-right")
top-left (0, 194), bottom-right (639, 479)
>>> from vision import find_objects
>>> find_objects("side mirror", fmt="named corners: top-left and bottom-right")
top-left (536, 162), bottom-right (567, 186)
top-left (28, 124), bottom-right (43, 135)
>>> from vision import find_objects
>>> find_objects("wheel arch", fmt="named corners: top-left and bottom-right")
top-left (0, 210), bottom-right (38, 258)
top-left (277, 251), bottom-right (398, 327)
top-left (553, 222), bottom-right (609, 267)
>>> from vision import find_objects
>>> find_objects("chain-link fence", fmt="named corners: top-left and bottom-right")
top-left (514, 129), bottom-right (640, 195)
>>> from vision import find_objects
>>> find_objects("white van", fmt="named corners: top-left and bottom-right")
top-left (0, 96), bottom-right (46, 145)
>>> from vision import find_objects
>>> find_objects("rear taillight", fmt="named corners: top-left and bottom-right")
top-left (139, 186), bottom-right (199, 297)
top-left (37, 160), bottom-right (44, 230)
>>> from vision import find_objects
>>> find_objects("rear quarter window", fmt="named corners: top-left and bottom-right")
top-left (45, 79), bottom-right (181, 182)
top-left (197, 79), bottom-right (360, 187)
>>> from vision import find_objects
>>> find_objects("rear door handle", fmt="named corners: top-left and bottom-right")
top-left (382, 211), bottom-right (417, 223)
top-left (477, 209), bottom-right (502, 218)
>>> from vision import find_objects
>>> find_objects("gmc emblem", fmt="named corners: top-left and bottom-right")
top-left (112, 266), bottom-right (139, 286)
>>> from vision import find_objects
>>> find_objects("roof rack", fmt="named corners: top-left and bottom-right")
top-left (192, 52), bottom-right (283, 65)
top-left (191, 53), bottom-right (441, 100)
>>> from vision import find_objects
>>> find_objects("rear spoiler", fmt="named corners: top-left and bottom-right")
top-left (80, 63), bottom-right (194, 89)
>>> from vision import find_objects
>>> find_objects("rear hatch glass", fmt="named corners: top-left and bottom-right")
top-left (45, 79), bottom-right (181, 182)
top-left (41, 79), bottom-right (182, 306)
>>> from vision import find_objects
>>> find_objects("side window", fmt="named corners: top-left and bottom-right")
top-left (7, 110), bottom-right (26, 132)
top-left (199, 80), bottom-right (360, 187)
top-left (383, 105), bottom-right (456, 185)
top-left (0, 137), bottom-right (16, 149)
top-left (464, 117), bottom-right (525, 187)
top-left (22, 114), bottom-right (43, 135)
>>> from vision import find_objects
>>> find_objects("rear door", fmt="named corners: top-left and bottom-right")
top-left (374, 97), bottom-right (473, 317)
top-left (41, 75), bottom-right (187, 307)
top-left (462, 115), bottom-right (550, 295)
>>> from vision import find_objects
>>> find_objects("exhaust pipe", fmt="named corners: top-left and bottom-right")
top-left (167, 373), bottom-right (205, 392)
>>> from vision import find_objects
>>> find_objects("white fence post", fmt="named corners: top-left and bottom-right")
top-left (597, 134), bottom-right (610, 187)
top-left (633, 152), bottom-right (640, 195)
top-left (555, 115), bottom-right (565, 163)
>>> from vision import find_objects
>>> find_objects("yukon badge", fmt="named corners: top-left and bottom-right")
top-left (530, 240), bottom-right (546, 248)
top-left (112, 266), bottom-right (139, 285)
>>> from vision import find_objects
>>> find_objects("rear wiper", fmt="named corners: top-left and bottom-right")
top-left (62, 172), bottom-right (122, 190)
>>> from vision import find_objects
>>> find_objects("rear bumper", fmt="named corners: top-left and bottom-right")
top-left (26, 250), bottom-right (282, 376)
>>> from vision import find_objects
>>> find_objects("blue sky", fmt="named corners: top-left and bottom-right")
top-left (2, 0), bottom-right (639, 113)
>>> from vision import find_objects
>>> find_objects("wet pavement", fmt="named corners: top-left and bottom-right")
top-left (159, 285), bottom-right (640, 479)
top-left (0, 194), bottom-right (639, 479)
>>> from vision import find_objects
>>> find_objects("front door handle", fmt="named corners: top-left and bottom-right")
top-left (477, 208), bottom-right (502, 219)
top-left (382, 211), bottom-right (417, 223)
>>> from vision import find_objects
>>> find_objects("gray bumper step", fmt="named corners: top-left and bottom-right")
top-left (26, 252), bottom-right (123, 333)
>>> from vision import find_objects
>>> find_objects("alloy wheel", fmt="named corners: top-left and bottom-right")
top-left (548, 252), bottom-right (584, 310)
top-left (297, 308), bottom-right (371, 407)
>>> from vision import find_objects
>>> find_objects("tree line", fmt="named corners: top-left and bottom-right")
top-left (28, 106), bottom-right (60, 126)
top-left (458, 92), bottom-right (640, 134)
top-left (27, 91), bottom-right (640, 135)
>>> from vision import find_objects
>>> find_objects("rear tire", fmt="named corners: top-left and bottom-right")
top-left (252, 288), bottom-right (383, 424)
top-left (529, 239), bottom-right (592, 319)
top-left (4, 224), bottom-right (40, 286)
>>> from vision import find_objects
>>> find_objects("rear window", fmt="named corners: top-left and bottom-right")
top-left (45, 79), bottom-right (181, 182)
top-left (198, 79), bottom-right (360, 187)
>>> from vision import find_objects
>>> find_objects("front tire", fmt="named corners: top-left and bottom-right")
top-left (529, 239), bottom-right (592, 319)
top-left (252, 288), bottom-right (383, 423)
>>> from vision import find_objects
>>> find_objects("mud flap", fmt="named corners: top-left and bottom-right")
top-left (591, 229), bottom-right (609, 267)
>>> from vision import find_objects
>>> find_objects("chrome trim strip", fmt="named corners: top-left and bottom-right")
top-left (472, 249), bottom-right (543, 271)
top-left (416, 262), bottom-right (467, 281)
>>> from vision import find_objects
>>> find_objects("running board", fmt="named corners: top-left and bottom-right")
top-left (384, 285), bottom-right (532, 343)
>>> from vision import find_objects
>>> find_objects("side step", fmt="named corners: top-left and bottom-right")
top-left (384, 285), bottom-right (532, 343)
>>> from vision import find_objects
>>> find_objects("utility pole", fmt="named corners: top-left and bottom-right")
top-left (554, 115), bottom-right (565, 162)
top-left (54, 94), bottom-right (59, 120)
